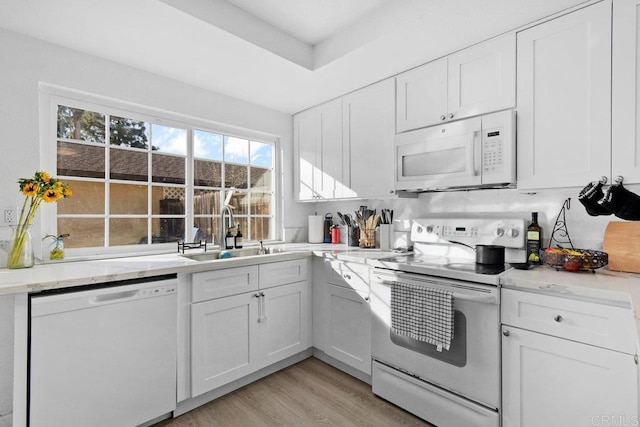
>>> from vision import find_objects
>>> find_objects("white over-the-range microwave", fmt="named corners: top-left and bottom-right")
top-left (394, 110), bottom-right (515, 192)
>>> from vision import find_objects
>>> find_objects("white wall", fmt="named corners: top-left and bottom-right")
top-left (0, 28), bottom-right (314, 253)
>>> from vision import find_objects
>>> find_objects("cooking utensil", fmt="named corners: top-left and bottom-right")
top-left (475, 244), bottom-right (505, 265)
top-left (336, 211), bottom-right (346, 225)
top-left (450, 241), bottom-right (505, 266)
top-left (344, 214), bottom-right (353, 228)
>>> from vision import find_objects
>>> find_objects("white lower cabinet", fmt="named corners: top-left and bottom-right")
top-left (325, 284), bottom-right (371, 375)
top-left (315, 259), bottom-right (371, 376)
top-left (502, 327), bottom-right (638, 427)
top-left (501, 288), bottom-right (639, 426)
top-left (191, 292), bottom-right (259, 396)
top-left (190, 260), bottom-right (311, 398)
top-left (258, 281), bottom-right (311, 367)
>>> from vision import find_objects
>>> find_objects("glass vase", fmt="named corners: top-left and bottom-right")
top-left (8, 225), bottom-right (34, 269)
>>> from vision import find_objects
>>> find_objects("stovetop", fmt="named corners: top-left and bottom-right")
top-left (369, 216), bottom-right (526, 286)
top-left (369, 254), bottom-right (510, 285)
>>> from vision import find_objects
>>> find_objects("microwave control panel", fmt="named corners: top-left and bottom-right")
top-left (480, 110), bottom-right (515, 185)
top-left (482, 131), bottom-right (504, 174)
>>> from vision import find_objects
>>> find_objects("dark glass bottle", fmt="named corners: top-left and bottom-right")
top-left (225, 229), bottom-right (234, 250)
top-left (234, 225), bottom-right (243, 249)
top-left (527, 212), bottom-right (542, 264)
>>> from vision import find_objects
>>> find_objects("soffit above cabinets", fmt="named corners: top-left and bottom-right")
top-left (0, 0), bottom-right (590, 113)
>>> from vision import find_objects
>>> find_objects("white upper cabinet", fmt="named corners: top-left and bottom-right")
top-left (342, 79), bottom-right (396, 198)
top-left (517, 1), bottom-right (611, 190)
top-left (294, 110), bottom-right (320, 201)
top-left (294, 99), bottom-right (343, 200)
top-left (447, 35), bottom-right (516, 123)
top-left (396, 58), bottom-right (448, 133)
top-left (294, 79), bottom-right (396, 201)
top-left (396, 34), bottom-right (515, 133)
top-left (612, 0), bottom-right (640, 184)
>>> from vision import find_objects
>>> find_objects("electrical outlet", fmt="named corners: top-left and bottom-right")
top-left (4, 209), bottom-right (15, 225)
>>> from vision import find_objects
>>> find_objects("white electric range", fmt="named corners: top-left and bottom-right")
top-left (369, 216), bottom-right (526, 427)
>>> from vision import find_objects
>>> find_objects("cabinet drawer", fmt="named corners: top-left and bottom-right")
top-left (192, 266), bottom-right (259, 302)
top-left (327, 261), bottom-right (370, 294)
top-left (501, 289), bottom-right (637, 354)
top-left (259, 258), bottom-right (308, 289)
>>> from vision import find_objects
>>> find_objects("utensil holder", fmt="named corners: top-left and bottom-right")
top-left (348, 226), bottom-right (360, 247)
top-left (379, 224), bottom-right (392, 251)
top-left (359, 227), bottom-right (376, 248)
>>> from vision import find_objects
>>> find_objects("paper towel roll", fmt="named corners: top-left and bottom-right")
top-left (308, 215), bottom-right (324, 243)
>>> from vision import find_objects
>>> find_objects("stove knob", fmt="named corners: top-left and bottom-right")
top-left (507, 228), bottom-right (519, 238)
top-left (416, 225), bottom-right (424, 234)
top-left (426, 225), bottom-right (434, 234)
top-left (494, 227), bottom-right (504, 237)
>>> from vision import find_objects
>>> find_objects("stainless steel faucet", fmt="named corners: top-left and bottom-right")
top-left (219, 205), bottom-right (235, 247)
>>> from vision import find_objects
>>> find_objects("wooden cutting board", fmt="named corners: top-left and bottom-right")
top-left (603, 222), bottom-right (640, 273)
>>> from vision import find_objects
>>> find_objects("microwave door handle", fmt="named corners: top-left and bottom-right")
top-left (467, 130), bottom-right (479, 176)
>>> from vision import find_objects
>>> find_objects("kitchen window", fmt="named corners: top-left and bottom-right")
top-left (53, 102), bottom-right (276, 251)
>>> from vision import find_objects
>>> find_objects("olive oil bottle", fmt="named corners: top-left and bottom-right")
top-left (527, 212), bottom-right (542, 264)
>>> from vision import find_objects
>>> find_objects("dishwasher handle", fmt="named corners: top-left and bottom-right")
top-left (90, 290), bottom-right (138, 305)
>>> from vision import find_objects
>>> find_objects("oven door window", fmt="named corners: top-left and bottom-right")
top-left (390, 310), bottom-right (467, 367)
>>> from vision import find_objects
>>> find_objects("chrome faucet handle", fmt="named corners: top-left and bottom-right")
top-left (258, 240), bottom-right (266, 255)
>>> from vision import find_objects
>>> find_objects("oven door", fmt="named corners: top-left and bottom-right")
top-left (371, 268), bottom-right (500, 409)
top-left (394, 117), bottom-right (482, 191)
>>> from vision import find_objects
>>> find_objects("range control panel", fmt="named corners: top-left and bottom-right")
top-left (411, 217), bottom-right (526, 249)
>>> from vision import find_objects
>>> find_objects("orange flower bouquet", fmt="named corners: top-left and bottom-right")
top-left (8, 171), bottom-right (72, 268)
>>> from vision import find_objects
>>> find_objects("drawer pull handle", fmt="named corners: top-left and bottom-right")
top-left (554, 315), bottom-right (563, 322)
top-left (502, 330), bottom-right (510, 337)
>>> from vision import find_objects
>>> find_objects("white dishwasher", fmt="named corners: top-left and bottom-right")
top-left (29, 275), bottom-right (178, 427)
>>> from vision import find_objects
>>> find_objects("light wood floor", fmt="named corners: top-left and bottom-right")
top-left (157, 357), bottom-right (433, 427)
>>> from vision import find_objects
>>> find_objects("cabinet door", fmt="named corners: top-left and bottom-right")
top-left (294, 100), bottom-right (343, 200)
top-left (324, 283), bottom-right (371, 375)
top-left (502, 326), bottom-right (638, 427)
top-left (258, 281), bottom-right (311, 368)
top-left (318, 99), bottom-right (344, 199)
top-left (612, 0), bottom-right (640, 184)
top-left (191, 292), bottom-right (259, 396)
top-left (448, 34), bottom-right (515, 122)
top-left (294, 110), bottom-right (320, 200)
top-left (342, 79), bottom-right (396, 198)
top-left (517, 2), bottom-right (611, 190)
top-left (396, 58), bottom-right (448, 133)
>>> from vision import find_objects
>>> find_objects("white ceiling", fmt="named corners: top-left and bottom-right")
top-left (0, 0), bottom-right (588, 114)
top-left (224, 0), bottom-right (391, 45)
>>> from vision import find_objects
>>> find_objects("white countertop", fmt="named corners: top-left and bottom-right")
top-left (0, 243), bottom-right (395, 296)
top-left (501, 265), bottom-right (640, 308)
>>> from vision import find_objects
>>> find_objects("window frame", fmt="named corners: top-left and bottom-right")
top-left (39, 83), bottom-right (281, 257)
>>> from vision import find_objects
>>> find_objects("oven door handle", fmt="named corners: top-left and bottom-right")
top-left (376, 278), bottom-right (498, 305)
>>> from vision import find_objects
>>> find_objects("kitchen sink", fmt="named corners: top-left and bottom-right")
top-left (180, 246), bottom-right (287, 261)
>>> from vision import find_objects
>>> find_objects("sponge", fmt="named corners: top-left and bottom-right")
top-left (219, 250), bottom-right (233, 259)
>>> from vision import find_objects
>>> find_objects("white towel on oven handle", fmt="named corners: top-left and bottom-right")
top-left (390, 281), bottom-right (454, 352)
